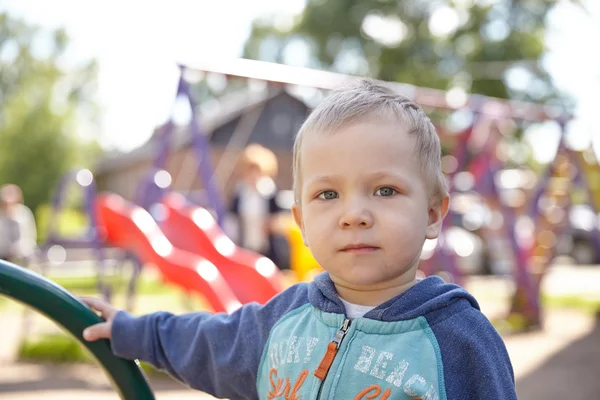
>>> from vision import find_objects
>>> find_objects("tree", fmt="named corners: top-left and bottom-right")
top-left (0, 12), bottom-right (102, 214)
top-left (243, 0), bottom-right (577, 107)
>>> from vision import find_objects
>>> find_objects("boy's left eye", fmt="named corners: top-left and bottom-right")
top-left (375, 187), bottom-right (397, 197)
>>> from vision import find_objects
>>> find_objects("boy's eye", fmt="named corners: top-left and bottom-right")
top-left (318, 190), bottom-right (339, 200)
top-left (375, 187), bottom-right (397, 197)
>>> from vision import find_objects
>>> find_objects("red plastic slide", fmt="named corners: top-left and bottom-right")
top-left (157, 192), bottom-right (284, 305)
top-left (94, 193), bottom-right (242, 314)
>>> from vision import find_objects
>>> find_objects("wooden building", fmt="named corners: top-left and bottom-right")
top-left (94, 87), bottom-right (310, 207)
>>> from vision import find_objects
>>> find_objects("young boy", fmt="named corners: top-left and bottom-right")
top-left (82, 79), bottom-right (517, 400)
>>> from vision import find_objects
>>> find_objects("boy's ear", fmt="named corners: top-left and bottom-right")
top-left (425, 194), bottom-right (450, 240)
top-left (291, 203), bottom-right (308, 246)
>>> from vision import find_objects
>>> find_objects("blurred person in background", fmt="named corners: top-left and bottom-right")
top-left (228, 144), bottom-right (289, 269)
top-left (0, 184), bottom-right (37, 263)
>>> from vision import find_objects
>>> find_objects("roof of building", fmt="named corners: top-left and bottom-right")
top-left (95, 86), bottom-right (307, 175)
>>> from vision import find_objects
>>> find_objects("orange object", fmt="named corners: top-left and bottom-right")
top-left (313, 342), bottom-right (338, 380)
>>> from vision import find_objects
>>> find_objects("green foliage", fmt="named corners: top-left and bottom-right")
top-left (35, 203), bottom-right (89, 243)
top-left (243, 0), bottom-right (577, 107)
top-left (0, 12), bottom-right (102, 215)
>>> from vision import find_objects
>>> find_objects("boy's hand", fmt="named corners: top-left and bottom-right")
top-left (79, 296), bottom-right (118, 341)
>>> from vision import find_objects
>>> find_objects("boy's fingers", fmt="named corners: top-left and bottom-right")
top-left (83, 322), bottom-right (111, 341)
top-left (79, 296), bottom-right (116, 319)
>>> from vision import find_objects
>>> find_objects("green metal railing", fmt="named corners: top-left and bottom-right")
top-left (0, 259), bottom-right (155, 399)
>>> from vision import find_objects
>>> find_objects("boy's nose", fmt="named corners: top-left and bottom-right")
top-left (339, 201), bottom-right (373, 229)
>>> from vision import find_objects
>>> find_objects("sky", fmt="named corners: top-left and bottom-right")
top-left (1, 0), bottom-right (599, 161)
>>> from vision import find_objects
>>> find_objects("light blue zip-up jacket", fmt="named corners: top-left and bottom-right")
top-left (111, 273), bottom-right (517, 399)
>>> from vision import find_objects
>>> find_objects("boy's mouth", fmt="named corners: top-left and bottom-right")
top-left (340, 244), bottom-right (380, 253)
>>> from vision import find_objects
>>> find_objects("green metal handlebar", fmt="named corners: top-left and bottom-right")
top-left (0, 259), bottom-right (156, 399)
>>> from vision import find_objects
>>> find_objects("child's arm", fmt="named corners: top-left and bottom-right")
top-left (82, 296), bottom-right (269, 397)
top-left (431, 307), bottom-right (518, 399)
top-left (81, 284), bottom-right (309, 399)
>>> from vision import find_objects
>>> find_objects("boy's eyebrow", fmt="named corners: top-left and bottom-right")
top-left (366, 171), bottom-right (413, 187)
top-left (304, 175), bottom-right (340, 187)
top-left (305, 172), bottom-right (413, 188)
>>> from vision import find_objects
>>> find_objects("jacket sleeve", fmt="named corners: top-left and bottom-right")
top-left (110, 284), bottom-right (309, 399)
top-left (430, 306), bottom-right (517, 400)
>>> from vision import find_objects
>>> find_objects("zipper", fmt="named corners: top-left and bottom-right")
top-left (314, 318), bottom-right (351, 399)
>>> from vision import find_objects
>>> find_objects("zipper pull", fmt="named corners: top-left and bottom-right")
top-left (314, 319), bottom-right (351, 380)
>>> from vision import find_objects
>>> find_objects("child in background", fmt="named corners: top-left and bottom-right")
top-left (228, 144), bottom-right (285, 267)
top-left (82, 79), bottom-right (517, 400)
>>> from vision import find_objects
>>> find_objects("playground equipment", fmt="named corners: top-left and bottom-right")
top-left (96, 193), bottom-right (242, 313)
top-left (0, 259), bottom-right (155, 399)
top-left (131, 58), bottom-right (581, 330)
top-left (41, 59), bottom-right (590, 331)
top-left (43, 169), bottom-right (284, 313)
top-left (38, 168), bottom-right (114, 300)
top-left (508, 126), bottom-right (600, 326)
top-left (122, 66), bottom-right (292, 300)
top-left (157, 192), bottom-right (283, 303)
top-left (284, 219), bottom-right (322, 281)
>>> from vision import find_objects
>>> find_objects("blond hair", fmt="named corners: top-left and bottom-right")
top-left (293, 78), bottom-right (448, 205)
top-left (241, 143), bottom-right (278, 178)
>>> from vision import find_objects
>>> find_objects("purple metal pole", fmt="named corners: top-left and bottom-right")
top-left (178, 75), bottom-right (226, 226)
top-left (527, 132), bottom-right (568, 219)
top-left (135, 120), bottom-right (175, 210)
top-left (486, 156), bottom-right (540, 323)
top-left (44, 169), bottom-right (111, 301)
top-left (84, 175), bottom-right (111, 301)
top-left (435, 107), bottom-right (486, 286)
top-left (135, 69), bottom-right (226, 226)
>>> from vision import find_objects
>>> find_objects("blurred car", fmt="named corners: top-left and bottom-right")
top-left (555, 205), bottom-right (600, 265)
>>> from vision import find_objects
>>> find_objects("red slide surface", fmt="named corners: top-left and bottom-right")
top-left (158, 192), bottom-right (284, 305)
top-left (94, 193), bottom-right (242, 314)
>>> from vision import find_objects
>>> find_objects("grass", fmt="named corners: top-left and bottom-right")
top-left (19, 333), bottom-right (93, 363)
top-left (18, 332), bottom-right (166, 377)
top-left (542, 293), bottom-right (600, 315)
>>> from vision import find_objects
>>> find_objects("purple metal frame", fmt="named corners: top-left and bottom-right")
top-left (433, 104), bottom-right (486, 286)
top-left (527, 122), bottom-right (600, 259)
top-left (439, 112), bottom-right (540, 320)
top-left (483, 151), bottom-right (540, 322)
top-left (135, 66), bottom-right (226, 226)
top-left (44, 169), bottom-right (111, 300)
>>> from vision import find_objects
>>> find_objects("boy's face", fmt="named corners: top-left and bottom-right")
top-left (292, 118), bottom-right (448, 297)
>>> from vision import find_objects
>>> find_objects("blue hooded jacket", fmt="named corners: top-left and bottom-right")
top-left (111, 273), bottom-right (516, 399)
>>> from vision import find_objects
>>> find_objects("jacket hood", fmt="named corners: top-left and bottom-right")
top-left (309, 272), bottom-right (479, 322)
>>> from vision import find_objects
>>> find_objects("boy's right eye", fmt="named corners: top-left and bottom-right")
top-left (318, 190), bottom-right (339, 200)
